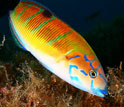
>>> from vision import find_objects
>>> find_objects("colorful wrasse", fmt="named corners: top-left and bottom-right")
top-left (9, 0), bottom-right (107, 97)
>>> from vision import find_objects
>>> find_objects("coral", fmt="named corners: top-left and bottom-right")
top-left (0, 35), bottom-right (5, 48)
top-left (106, 62), bottom-right (124, 106)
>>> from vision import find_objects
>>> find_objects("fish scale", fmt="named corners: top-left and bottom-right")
top-left (9, 0), bottom-right (107, 97)
top-left (11, 2), bottom-right (92, 55)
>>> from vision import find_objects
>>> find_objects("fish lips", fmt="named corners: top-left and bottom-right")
top-left (92, 85), bottom-right (108, 97)
top-left (98, 87), bottom-right (108, 97)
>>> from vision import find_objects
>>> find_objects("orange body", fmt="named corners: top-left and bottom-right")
top-left (9, 1), bottom-right (107, 97)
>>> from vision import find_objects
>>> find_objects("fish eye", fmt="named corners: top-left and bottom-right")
top-left (89, 70), bottom-right (97, 78)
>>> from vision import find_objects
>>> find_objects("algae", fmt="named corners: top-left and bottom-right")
top-left (0, 15), bottom-right (124, 107)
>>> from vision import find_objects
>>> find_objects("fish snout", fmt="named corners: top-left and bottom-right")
top-left (91, 85), bottom-right (108, 97)
top-left (97, 85), bottom-right (108, 97)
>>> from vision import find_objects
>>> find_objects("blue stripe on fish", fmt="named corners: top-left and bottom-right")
top-left (69, 55), bottom-right (80, 60)
top-left (69, 65), bottom-right (81, 83)
top-left (69, 65), bottom-right (78, 75)
top-left (84, 54), bottom-right (95, 70)
top-left (95, 65), bottom-right (100, 71)
top-left (80, 70), bottom-right (88, 76)
top-left (99, 73), bottom-right (107, 83)
top-left (70, 76), bottom-right (79, 81)
top-left (91, 79), bottom-right (93, 89)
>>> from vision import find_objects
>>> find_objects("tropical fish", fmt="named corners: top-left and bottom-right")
top-left (9, 0), bottom-right (107, 97)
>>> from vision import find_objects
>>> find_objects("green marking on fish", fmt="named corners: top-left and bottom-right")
top-left (16, 5), bottom-right (32, 20)
top-left (64, 49), bottom-right (75, 56)
top-left (31, 16), bottom-right (56, 34)
top-left (11, 10), bottom-right (16, 17)
top-left (23, 9), bottom-right (44, 26)
top-left (48, 30), bottom-right (73, 45)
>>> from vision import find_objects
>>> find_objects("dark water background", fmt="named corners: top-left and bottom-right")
top-left (0, 0), bottom-right (124, 69)
top-left (0, 0), bottom-right (124, 33)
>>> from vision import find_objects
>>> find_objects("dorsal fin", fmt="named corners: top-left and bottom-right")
top-left (22, 1), bottom-right (49, 10)
top-left (21, 0), bottom-right (55, 16)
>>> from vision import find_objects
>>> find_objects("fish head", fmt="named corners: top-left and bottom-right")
top-left (68, 53), bottom-right (107, 97)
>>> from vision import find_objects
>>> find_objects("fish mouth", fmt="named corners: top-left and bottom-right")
top-left (92, 86), bottom-right (108, 97)
top-left (97, 85), bottom-right (108, 97)
top-left (98, 88), bottom-right (108, 97)
top-left (99, 88), bottom-right (108, 95)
